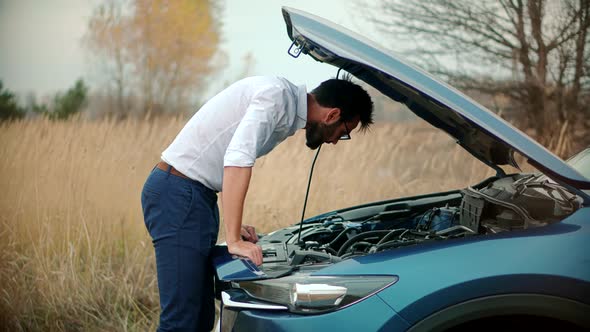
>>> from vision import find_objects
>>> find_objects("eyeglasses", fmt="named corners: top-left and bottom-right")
top-left (339, 121), bottom-right (351, 141)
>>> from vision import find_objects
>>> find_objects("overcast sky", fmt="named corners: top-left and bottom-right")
top-left (0, 0), bottom-right (380, 99)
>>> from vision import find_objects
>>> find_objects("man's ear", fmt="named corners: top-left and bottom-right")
top-left (325, 108), bottom-right (341, 124)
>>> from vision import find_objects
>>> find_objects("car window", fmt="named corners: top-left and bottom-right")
top-left (565, 148), bottom-right (590, 195)
top-left (566, 148), bottom-right (590, 180)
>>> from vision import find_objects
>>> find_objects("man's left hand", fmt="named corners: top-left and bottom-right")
top-left (241, 224), bottom-right (258, 243)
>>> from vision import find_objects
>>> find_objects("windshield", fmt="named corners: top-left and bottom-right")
top-left (566, 148), bottom-right (590, 195)
top-left (566, 148), bottom-right (590, 180)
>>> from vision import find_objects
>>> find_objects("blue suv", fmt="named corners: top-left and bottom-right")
top-left (212, 7), bottom-right (590, 332)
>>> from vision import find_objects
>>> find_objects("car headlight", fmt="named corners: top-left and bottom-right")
top-left (234, 274), bottom-right (398, 314)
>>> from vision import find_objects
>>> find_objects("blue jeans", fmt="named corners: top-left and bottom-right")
top-left (141, 166), bottom-right (219, 332)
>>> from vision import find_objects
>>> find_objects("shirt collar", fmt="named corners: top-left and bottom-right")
top-left (295, 84), bottom-right (307, 130)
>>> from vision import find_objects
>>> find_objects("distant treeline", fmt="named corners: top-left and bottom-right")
top-left (0, 79), bottom-right (88, 121)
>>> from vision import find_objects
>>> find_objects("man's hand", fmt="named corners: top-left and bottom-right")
top-left (241, 224), bottom-right (258, 243)
top-left (227, 239), bottom-right (263, 266)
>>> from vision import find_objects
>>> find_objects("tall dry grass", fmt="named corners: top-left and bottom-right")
top-left (0, 117), bottom-right (504, 331)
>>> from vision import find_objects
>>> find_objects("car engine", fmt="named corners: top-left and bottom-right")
top-left (256, 173), bottom-right (582, 273)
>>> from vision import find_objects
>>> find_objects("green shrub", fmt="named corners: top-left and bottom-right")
top-left (0, 81), bottom-right (25, 121)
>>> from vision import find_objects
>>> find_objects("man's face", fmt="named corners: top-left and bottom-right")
top-left (305, 121), bottom-right (339, 150)
top-left (305, 117), bottom-right (359, 150)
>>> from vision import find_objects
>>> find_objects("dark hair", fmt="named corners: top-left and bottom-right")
top-left (311, 76), bottom-right (374, 132)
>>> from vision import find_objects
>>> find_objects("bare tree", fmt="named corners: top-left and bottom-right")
top-left (84, 0), bottom-right (223, 118)
top-left (361, 0), bottom-right (589, 156)
top-left (84, 0), bottom-right (131, 118)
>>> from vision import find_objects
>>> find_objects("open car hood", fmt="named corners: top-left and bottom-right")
top-left (282, 7), bottom-right (590, 194)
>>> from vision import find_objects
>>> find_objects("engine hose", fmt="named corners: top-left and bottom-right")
top-left (337, 230), bottom-right (391, 256)
top-left (349, 241), bottom-right (374, 252)
top-left (323, 246), bottom-right (338, 255)
top-left (376, 228), bottom-right (406, 246)
top-left (328, 227), bottom-right (358, 249)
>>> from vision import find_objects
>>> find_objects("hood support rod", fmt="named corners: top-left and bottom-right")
top-left (297, 144), bottom-right (322, 244)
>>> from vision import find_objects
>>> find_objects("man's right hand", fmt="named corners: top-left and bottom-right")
top-left (227, 240), bottom-right (263, 266)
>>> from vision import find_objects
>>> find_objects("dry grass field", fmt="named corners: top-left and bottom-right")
top-left (0, 117), bottom-right (526, 331)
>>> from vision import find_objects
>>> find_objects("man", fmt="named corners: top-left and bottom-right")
top-left (141, 75), bottom-right (373, 331)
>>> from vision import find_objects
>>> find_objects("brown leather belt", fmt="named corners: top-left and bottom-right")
top-left (156, 161), bottom-right (190, 180)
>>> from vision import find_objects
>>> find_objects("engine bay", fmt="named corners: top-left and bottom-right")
top-left (256, 173), bottom-right (582, 275)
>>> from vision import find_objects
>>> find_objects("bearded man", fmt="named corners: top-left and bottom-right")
top-left (141, 76), bottom-right (374, 331)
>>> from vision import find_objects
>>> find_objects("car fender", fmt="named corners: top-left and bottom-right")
top-left (379, 273), bottom-right (590, 325)
top-left (404, 293), bottom-right (590, 331)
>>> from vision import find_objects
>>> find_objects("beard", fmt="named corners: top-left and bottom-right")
top-left (305, 121), bottom-right (340, 150)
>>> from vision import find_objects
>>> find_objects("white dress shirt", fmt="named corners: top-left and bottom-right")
top-left (161, 76), bottom-right (308, 192)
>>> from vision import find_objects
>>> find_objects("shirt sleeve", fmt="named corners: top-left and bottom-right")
top-left (223, 86), bottom-right (285, 168)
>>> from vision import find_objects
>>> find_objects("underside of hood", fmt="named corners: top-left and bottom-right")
top-left (282, 7), bottom-right (590, 196)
